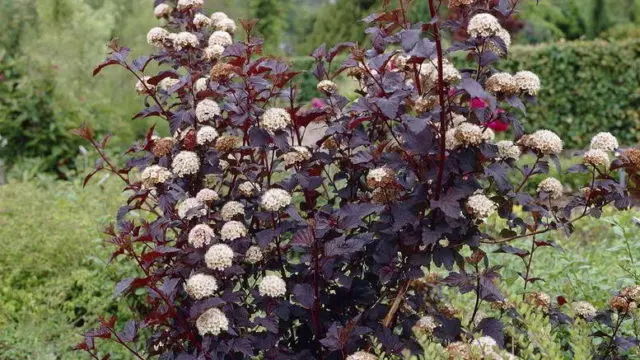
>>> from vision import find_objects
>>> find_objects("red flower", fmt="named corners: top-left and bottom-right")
top-left (486, 120), bottom-right (509, 132)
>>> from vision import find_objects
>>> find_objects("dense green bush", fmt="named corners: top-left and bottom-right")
top-left (502, 39), bottom-right (640, 148)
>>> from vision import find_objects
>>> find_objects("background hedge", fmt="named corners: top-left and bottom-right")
top-left (291, 39), bottom-right (640, 149)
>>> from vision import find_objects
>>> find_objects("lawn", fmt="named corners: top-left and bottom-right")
top-left (0, 176), bottom-right (638, 359)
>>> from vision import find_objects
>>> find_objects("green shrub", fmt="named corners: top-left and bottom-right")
top-left (502, 39), bottom-right (640, 148)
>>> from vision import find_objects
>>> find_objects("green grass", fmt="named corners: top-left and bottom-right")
top-left (0, 178), bottom-right (134, 359)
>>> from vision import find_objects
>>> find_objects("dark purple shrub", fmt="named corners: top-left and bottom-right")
top-left (75, 0), bottom-right (639, 359)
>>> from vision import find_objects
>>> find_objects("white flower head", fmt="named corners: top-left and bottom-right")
top-left (188, 224), bottom-right (215, 248)
top-left (220, 220), bottom-right (248, 241)
top-left (208, 31), bottom-right (233, 47)
top-left (220, 201), bottom-right (245, 221)
top-left (172, 32), bottom-right (199, 51)
top-left (584, 149), bottom-right (609, 167)
top-left (196, 188), bottom-right (219, 203)
top-left (194, 77), bottom-right (209, 93)
top-left (445, 128), bottom-right (461, 150)
top-left (196, 308), bottom-right (228, 336)
top-left (346, 352), bottom-right (378, 360)
top-left (185, 273), bottom-right (218, 300)
top-left (177, 0), bottom-right (204, 10)
top-left (414, 315), bottom-right (439, 334)
top-left (147, 27), bottom-right (170, 47)
top-left (590, 132), bottom-right (618, 152)
top-left (154, 4), bottom-right (172, 18)
top-left (197, 126), bottom-right (219, 145)
top-left (238, 181), bottom-right (261, 197)
top-left (178, 197), bottom-right (206, 219)
top-left (537, 177), bottom-right (563, 200)
top-left (261, 188), bottom-right (292, 212)
top-left (526, 129), bottom-right (563, 155)
top-left (216, 18), bottom-right (237, 34)
top-left (317, 80), bottom-right (337, 95)
top-left (514, 71), bottom-right (541, 96)
top-left (210, 12), bottom-right (229, 25)
top-left (258, 275), bottom-right (286, 297)
top-left (196, 100), bottom-right (220, 124)
top-left (468, 13), bottom-right (502, 38)
top-left (420, 59), bottom-right (461, 85)
top-left (193, 13), bottom-right (213, 28)
top-left (496, 140), bottom-right (521, 160)
top-left (487, 27), bottom-right (511, 56)
top-left (467, 194), bottom-right (496, 219)
top-left (203, 45), bottom-right (225, 61)
top-left (451, 114), bottom-right (467, 127)
top-left (485, 73), bottom-right (518, 94)
top-left (282, 146), bottom-right (312, 166)
top-left (572, 301), bottom-right (597, 318)
top-left (158, 77), bottom-right (180, 92)
top-left (245, 246), bottom-right (263, 264)
top-left (455, 123), bottom-right (485, 147)
top-left (135, 76), bottom-right (155, 94)
top-left (260, 108), bottom-right (291, 134)
top-left (172, 151), bottom-right (200, 177)
top-left (205, 244), bottom-right (234, 271)
top-left (367, 167), bottom-right (395, 189)
top-left (141, 165), bottom-right (172, 187)
top-left (471, 336), bottom-right (498, 354)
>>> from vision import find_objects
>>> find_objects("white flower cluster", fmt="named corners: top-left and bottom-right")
top-left (485, 73), bottom-right (518, 94)
top-left (209, 31), bottom-right (233, 47)
top-left (238, 181), bottom-right (261, 197)
top-left (367, 167), bottom-right (395, 189)
top-left (317, 80), bottom-right (337, 95)
top-left (197, 126), bottom-right (219, 145)
top-left (193, 13), bottom-right (213, 29)
top-left (526, 291), bottom-right (552, 309)
top-left (449, 0), bottom-right (475, 7)
top-left (196, 188), bottom-right (219, 203)
top-left (282, 146), bottom-right (312, 166)
top-left (177, 0), bottom-right (204, 10)
top-left (496, 140), bottom-right (521, 160)
top-left (621, 285), bottom-right (640, 302)
top-left (203, 44), bottom-right (225, 61)
top-left (514, 71), bottom-right (541, 96)
top-left (346, 351), bottom-right (378, 360)
top-left (220, 220), bottom-right (248, 241)
top-left (420, 59), bottom-right (461, 85)
top-left (196, 308), bottom-right (228, 336)
top-left (454, 123), bottom-right (486, 147)
top-left (260, 108), bottom-right (291, 134)
top-left (220, 201), bottom-right (245, 221)
top-left (471, 336), bottom-right (498, 356)
top-left (185, 273), bottom-right (218, 300)
top-left (584, 149), bottom-right (609, 167)
top-left (414, 95), bottom-right (439, 113)
top-left (205, 244), bottom-right (234, 271)
top-left (194, 77), bottom-right (209, 93)
top-left (172, 151), bottom-right (200, 177)
top-left (572, 301), bottom-right (597, 318)
top-left (141, 165), bottom-right (172, 187)
top-left (486, 27), bottom-right (512, 56)
top-left (147, 27), bottom-right (170, 47)
top-left (188, 224), bottom-right (215, 248)
top-left (468, 13), bottom-right (502, 38)
top-left (522, 129), bottom-right (563, 155)
top-left (590, 132), bottom-right (618, 152)
top-left (467, 194), bottom-right (497, 219)
top-left (178, 197), bottom-right (206, 219)
top-left (196, 100), bottom-right (221, 124)
top-left (245, 246), bottom-right (263, 264)
top-left (158, 77), bottom-right (179, 92)
top-left (135, 76), bottom-right (154, 94)
top-left (414, 315), bottom-right (439, 334)
top-left (537, 177), bottom-right (563, 200)
top-left (153, 4), bottom-right (172, 18)
top-left (261, 188), bottom-right (292, 212)
top-left (210, 12), bottom-right (236, 33)
top-left (172, 32), bottom-right (199, 51)
top-left (258, 275), bottom-right (286, 297)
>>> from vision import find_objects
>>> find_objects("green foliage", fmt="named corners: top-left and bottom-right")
top-left (0, 178), bottom-right (135, 359)
top-left (501, 39), bottom-right (640, 148)
top-left (251, 0), bottom-right (288, 53)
